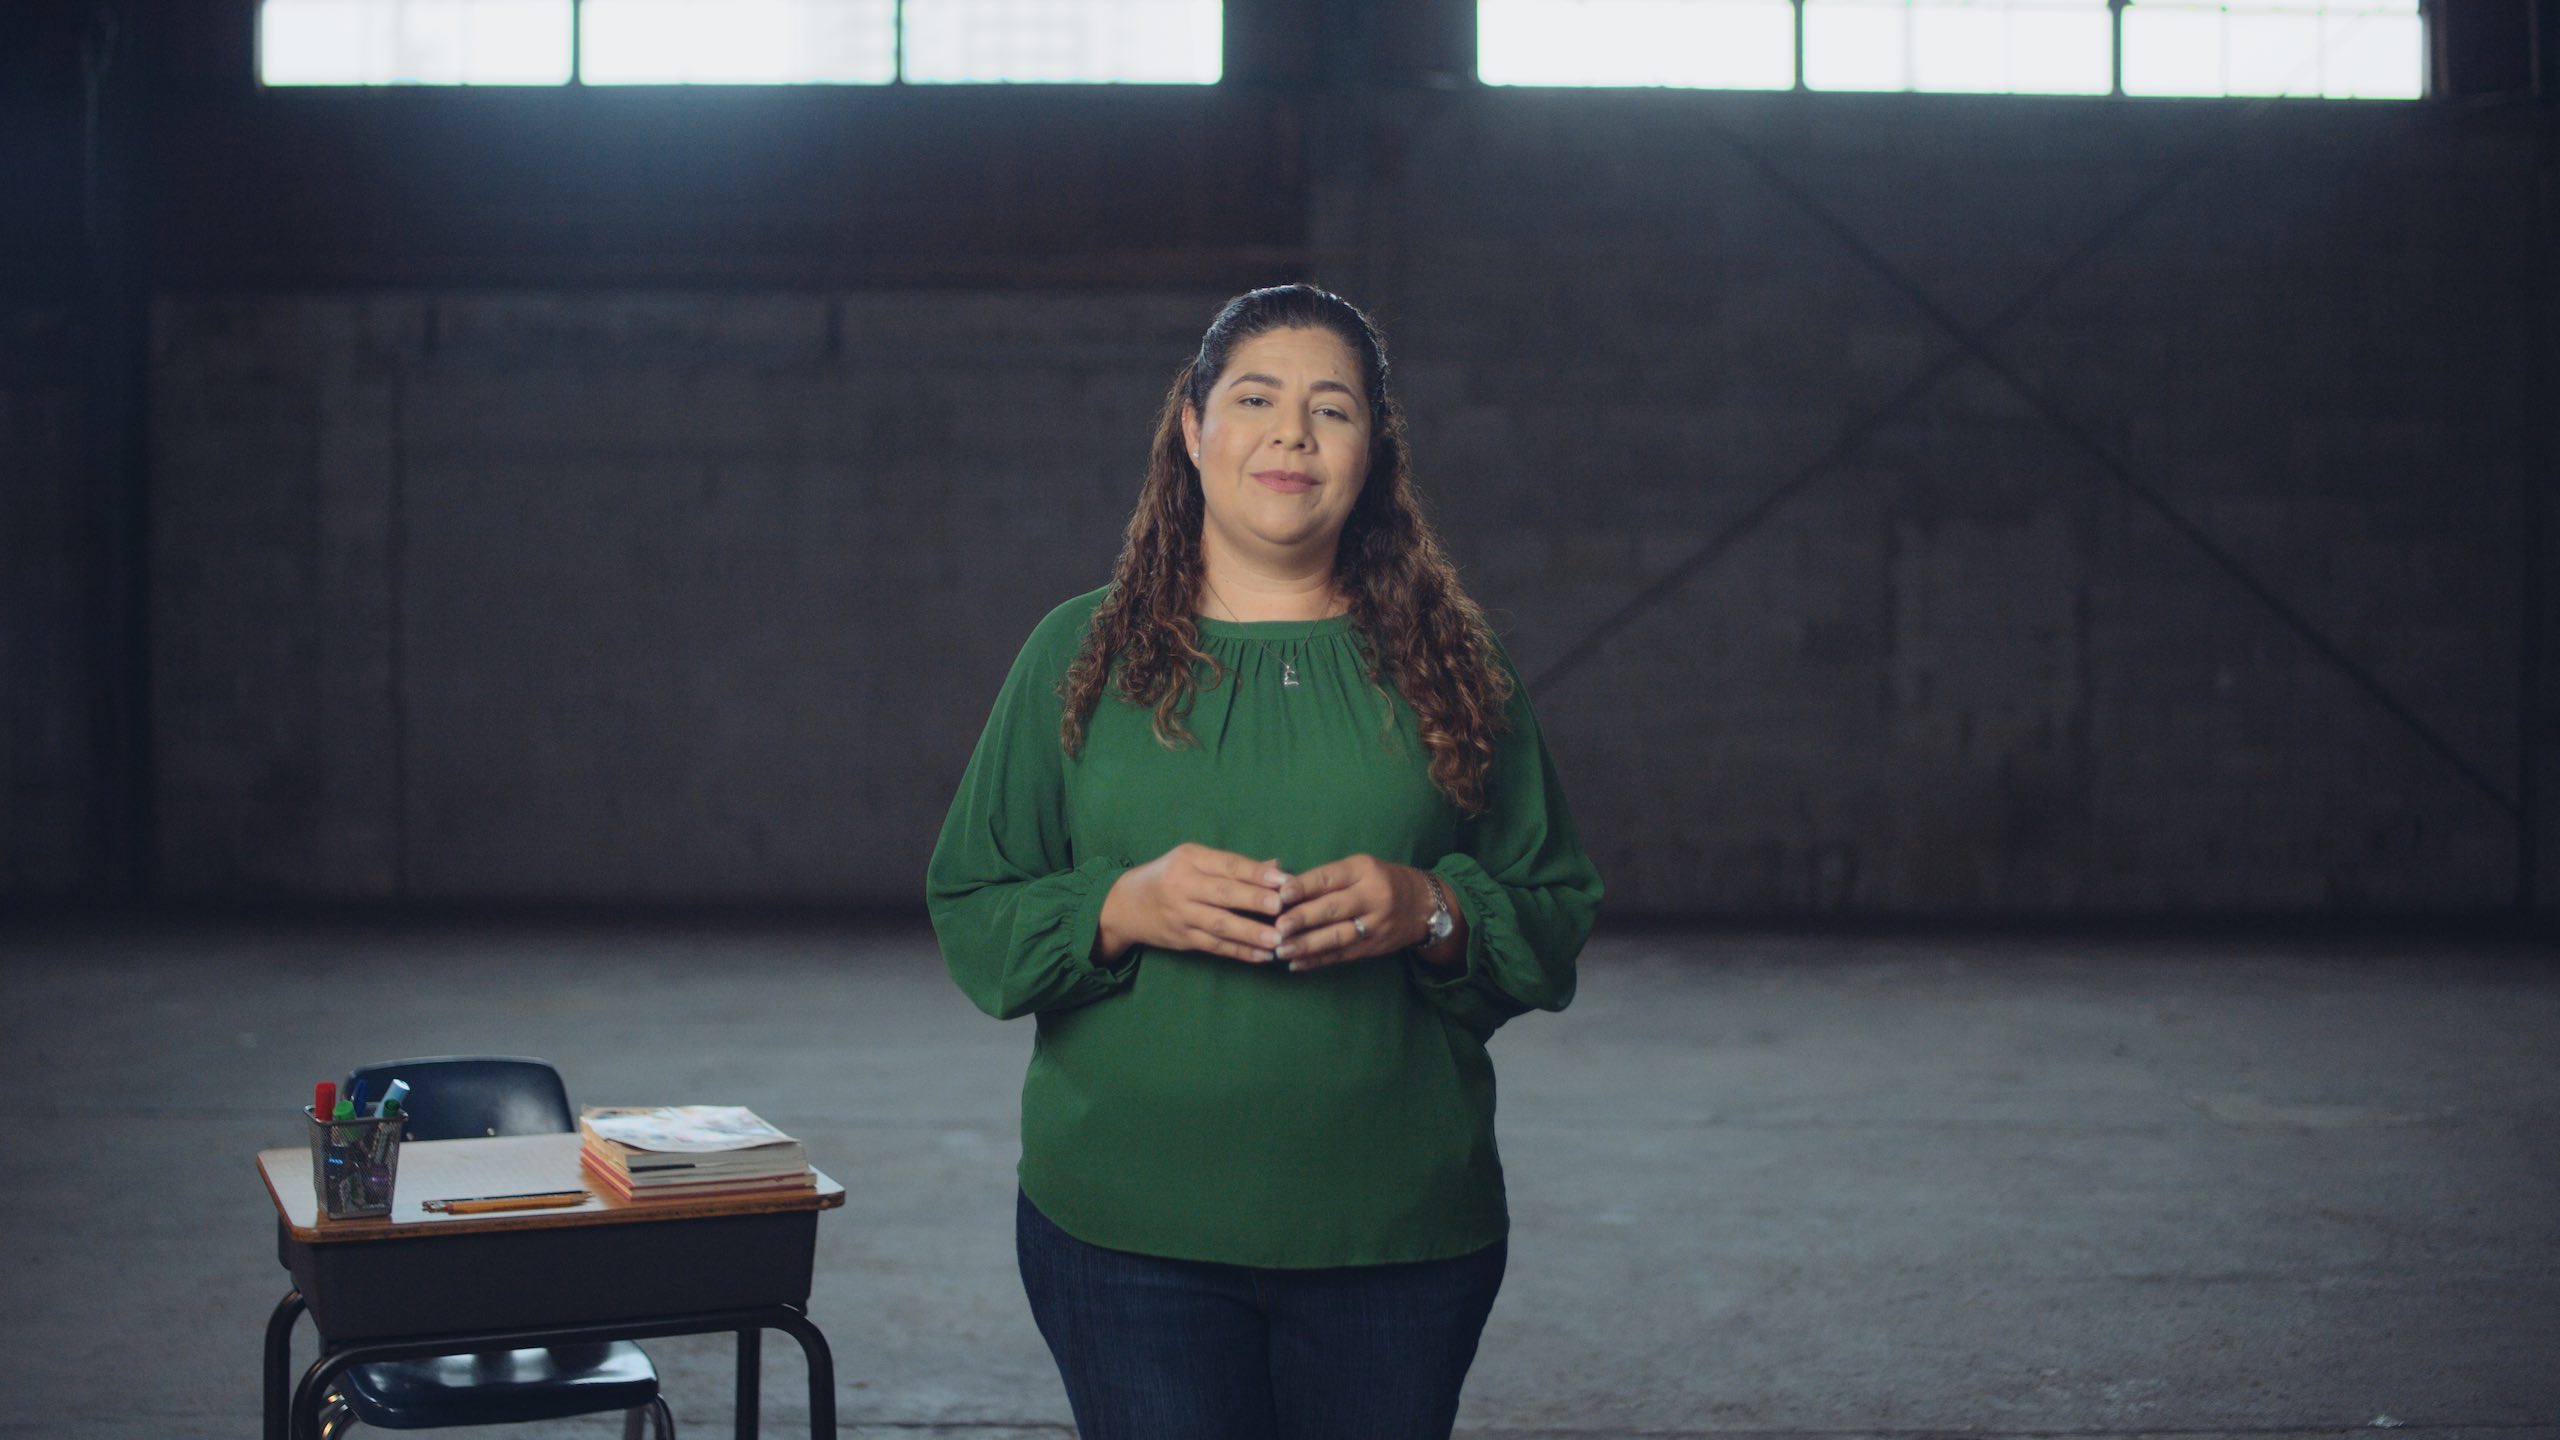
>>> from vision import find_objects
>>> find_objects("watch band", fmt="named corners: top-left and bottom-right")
top-left (1422, 871), bottom-right (1455, 945)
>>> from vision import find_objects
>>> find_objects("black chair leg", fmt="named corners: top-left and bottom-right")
top-left (622, 1395), bottom-right (676, 1440)
top-left (636, 1395), bottom-right (675, 1439)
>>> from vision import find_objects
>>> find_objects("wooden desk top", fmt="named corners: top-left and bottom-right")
top-left (258, 1133), bottom-right (844, 1244)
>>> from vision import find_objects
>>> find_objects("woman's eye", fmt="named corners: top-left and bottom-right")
top-left (1237, 394), bottom-right (1270, 407)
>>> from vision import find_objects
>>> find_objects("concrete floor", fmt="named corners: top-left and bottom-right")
top-left (1, 919), bottom-right (2552, 1439)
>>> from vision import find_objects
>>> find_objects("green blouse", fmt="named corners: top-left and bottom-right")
top-left (926, 585), bottom-right (1603, 1268)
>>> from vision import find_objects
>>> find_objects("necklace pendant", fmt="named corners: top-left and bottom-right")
top-left (1282, 662), bottom-right (1300, 688)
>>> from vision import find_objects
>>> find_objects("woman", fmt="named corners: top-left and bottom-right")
top-left (926, 284), bottom-right (1602, 1440)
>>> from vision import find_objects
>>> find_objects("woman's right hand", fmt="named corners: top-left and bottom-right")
top-left (1095, 843), bottom-right (1291, 965)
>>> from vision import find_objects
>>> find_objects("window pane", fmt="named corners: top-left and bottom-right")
top-left (1806, 0), bottom-right (2108, 94)
top-left (1804, 0), bottom-right (1906, 90)
top-left (581, 0), bottom-right (895, 83)
top-left (2226, 10), bottom-right (2321, 94)
top-left (903, 0), bottom-right (1222, 84)
top-left (2121, 4), bottom-right (2227, 94)
top-left (2124, 0), bottom-right (2423, 98)
top-left (1480, 0), bottom-right (1795, 88)
top-left (2007, 5), bottom-right (2112, 92)
top-left (1911, 2), bottom-right (2010, 90)
top-left (2323, 7), bottom-right (2424, 97)
top-left (260, 0), bottom-right (572, 85)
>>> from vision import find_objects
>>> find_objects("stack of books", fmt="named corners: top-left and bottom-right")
top-left (578, 1105), bottom-right (813, 1202)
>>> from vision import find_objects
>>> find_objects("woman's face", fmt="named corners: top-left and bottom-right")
top-left (1182, 326), bottom-right (1372, 568)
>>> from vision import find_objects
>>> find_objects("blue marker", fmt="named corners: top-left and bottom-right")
top-left (348, 1079), bottom-right (371, 1116)
top-left (380, 1078), bottom-right (410, 1118)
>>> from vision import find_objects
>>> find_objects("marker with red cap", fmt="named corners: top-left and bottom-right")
top-left (313, 1080), bottom-right (348, 1212)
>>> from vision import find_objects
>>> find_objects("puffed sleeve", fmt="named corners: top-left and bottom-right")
top-left (927, 605), bottom-right (1136, 1021)
top-left (1408, 645), bottom-right (1604, 1039)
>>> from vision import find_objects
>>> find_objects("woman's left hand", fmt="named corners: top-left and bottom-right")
top-left (1272, 855), bottom-right (1433, 972)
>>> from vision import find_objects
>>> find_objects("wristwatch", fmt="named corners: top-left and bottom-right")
top-left (1422, 872), bottom-right (1455, 946)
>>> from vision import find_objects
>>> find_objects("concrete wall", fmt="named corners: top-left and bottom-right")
top-left (1347, 93), bottom-right (2547, 915)
top-left (5, 0), bottom-right (150, 906)
top-left (149, 294), bottom-right (1217, 902)
top-left (138, 92), bottom-right (2554, 918)
top-left (1, 304), bottom-right (97, 896)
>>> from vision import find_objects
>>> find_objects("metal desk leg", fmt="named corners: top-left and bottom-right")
top-left (293, 1350), bottom-right (362, 1440)
top-left (736, 1325), bottom-right (762, 1439)
top-left (263, 1290), bottom-right (306, 1440)
top-left (772, 1307), bottom-right (837, 1440)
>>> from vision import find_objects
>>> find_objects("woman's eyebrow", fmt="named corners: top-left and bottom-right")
top-left (1227, 372), bottom-right (1364, 404)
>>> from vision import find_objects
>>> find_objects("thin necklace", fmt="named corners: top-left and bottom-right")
top-left (1201, 575), bottom-right (1344, 623)
top-left (1201, 575), bottom-right (1337, 689)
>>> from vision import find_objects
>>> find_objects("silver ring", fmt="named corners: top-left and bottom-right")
top-left (1352, 917), bottom-right (1368, 939)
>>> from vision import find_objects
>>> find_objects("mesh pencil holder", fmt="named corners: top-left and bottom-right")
top-left (307, 1106), bottom-right (406, 1219)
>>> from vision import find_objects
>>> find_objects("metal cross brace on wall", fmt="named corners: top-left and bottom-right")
top-left (1525, 96), bottom-right (2530, 834)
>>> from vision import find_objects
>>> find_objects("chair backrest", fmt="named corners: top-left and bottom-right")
top-left (342, 1056), bottom-right (575, 1141)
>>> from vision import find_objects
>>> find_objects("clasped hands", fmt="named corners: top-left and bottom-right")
top-left (1097, 842), bottom-right (1448, 973)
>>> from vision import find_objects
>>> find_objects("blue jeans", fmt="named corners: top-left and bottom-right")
top-left (1016, 1190), bottom-right (1507, 1440)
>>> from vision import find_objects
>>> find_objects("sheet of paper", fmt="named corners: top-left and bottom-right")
top-left (583, 1105), bottom-right (798, 1152)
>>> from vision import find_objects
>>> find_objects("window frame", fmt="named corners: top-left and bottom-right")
top-left (255, 0), bottom-right (1227, 88)
top-left (1473, 0), bottom-right (2433, 100)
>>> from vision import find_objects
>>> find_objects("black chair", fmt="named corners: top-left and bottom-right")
top-left (317, 1057), bottom-right (675, 1440)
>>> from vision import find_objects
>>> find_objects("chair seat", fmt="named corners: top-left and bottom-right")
top-left (339, 1342), bottom-right (661, 1429)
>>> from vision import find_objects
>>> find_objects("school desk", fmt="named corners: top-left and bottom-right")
top-left (257, 1132), bottom-right (846, 1440)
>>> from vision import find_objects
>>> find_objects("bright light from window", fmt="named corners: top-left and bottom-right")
top-left (2122, 0), bottom-right (2423, 98)
top-left (1479, 0), bottom-right (1796, 89)
top-left (261, 0), bottom-right (573, 84)
top-left (902, 0), bottom-right (1222, 83)
top-left (1805, 2), bottom-right (1901, 88)
top-left (580, 0), bottom-right (895, 84)
top-left (1805, 0), bottom-right (2111, 93)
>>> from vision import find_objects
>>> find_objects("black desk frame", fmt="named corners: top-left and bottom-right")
top-left (263, 1290), bottom-right (837, 1440)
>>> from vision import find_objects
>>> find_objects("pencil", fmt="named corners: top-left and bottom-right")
top-left (422, 1190), bottom-right (592, 1214)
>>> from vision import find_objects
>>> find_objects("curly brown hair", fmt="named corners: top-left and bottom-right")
top-left (1056, 284), bottom-right (1514, 816)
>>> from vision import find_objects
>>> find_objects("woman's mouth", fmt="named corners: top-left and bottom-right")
top-left (1252, 471), bottom-right (1316, 493)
